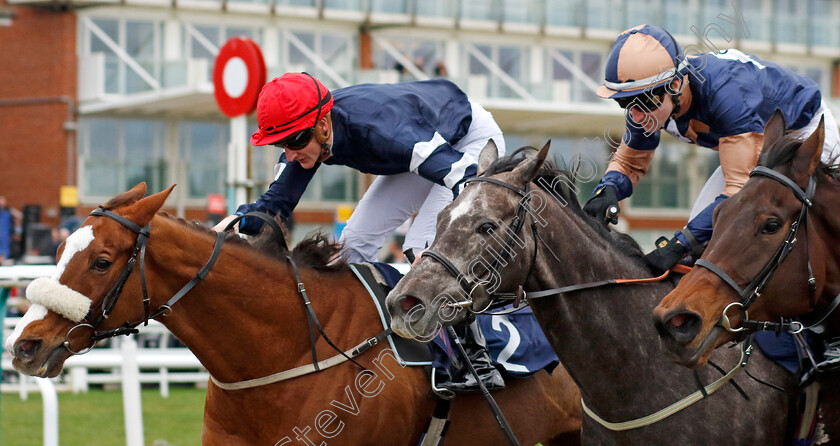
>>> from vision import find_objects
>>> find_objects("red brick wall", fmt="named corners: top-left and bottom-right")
top-left (0, 2), bottom-right (76, 226)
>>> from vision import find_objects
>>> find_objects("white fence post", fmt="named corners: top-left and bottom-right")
top-left (121, 337), bottom-right (144, 446)
top-left (35, 377), bottom-right (59, 446)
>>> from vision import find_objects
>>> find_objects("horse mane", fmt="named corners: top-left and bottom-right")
top-left (156, 212), bottom-right (348, 273)
top-left (758, 133), bottom-right (840, 181)
top-left (483, 147), bottom-right (647, 263)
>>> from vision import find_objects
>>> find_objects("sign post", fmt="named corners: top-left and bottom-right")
top-left (212, 38), bottom-right (266, 215)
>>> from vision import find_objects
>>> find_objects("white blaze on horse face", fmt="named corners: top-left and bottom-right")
top-left (448, 192), bottom-right (487, 225)
top-left (54, 225), bottom-right (94, 279)
top-left (4, 304), bottom-right (48, 352)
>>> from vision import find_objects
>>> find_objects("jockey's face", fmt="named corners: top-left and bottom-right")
top-left (626, 78), bottom-right (685, 134)
top-left (628, 91), bottom-right (674, 134)
top-left (283, 116), bottom-right (332, 169)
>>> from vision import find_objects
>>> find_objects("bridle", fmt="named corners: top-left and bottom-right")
top-left (63, 208), bottom-right (227, 354)
top-left (64, 209), bottom-right (380, 389)
top-left (694, 166), bottom-right (840, 334)
top-left (421, 177), bottom-right (542, 314)
top-left (421, 175), bottom-right (678, 314)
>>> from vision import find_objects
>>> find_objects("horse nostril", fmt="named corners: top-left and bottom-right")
top-left (401, 295), bottom-right (421, 312)
top-left (663, 311), bottom-right (702, 345)
top-left (15, 339), bottom-right (42, 359)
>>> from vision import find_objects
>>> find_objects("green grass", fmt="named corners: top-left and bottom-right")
top-left (1, 386), bottom-right (206, 446)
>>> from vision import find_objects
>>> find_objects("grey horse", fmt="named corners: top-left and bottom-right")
top-left (387, 142), bottom-right (801, 445)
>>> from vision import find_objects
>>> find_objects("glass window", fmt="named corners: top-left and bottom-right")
top-left (372, 37), bottom-right (445, 79)
top-left (125, 21), bottom-right (159, 94)
top-left (546, 0), bottom-right (583, 27)
top-left (284, 31), bottom-right (354, 88)
top-left (323, 0), bottom-right (362, 11)
top-left (579, 52), bottom-right (602, 103)
top-left (462, 0), bottom-right (495, 21)
top-left (467, 44), bottom-right (526, 99)
top-left (629, 142), bottom-right (692, 209)
top-left (80, 118), bottom-right (167, 199)
top-left (179, 121), bottom-right (229, 199)
top-left (740, 0), bottom-right (768, 42)
top-left (776, 0), bottom-right (805, 44)
top-left (416, 0), bottom-right (453, 17)
top-left (626, 0), bottom-right (661, 28)
top-left (371, 0), bottom-right (407, 14)
top-left (586, 0), bottom-right (624, 30)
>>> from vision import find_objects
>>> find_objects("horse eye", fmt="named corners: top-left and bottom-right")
top-left (761, 219), bottom-right (782, 234)
top-left (93, 258), bottom-right (112, 271)
top-left (476, 222), bottom-right (497, 234)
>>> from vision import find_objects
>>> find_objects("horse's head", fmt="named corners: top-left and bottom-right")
top-left (387, 142), bottom-right (551, 341)
top-left (654, 111), bottom-right (828, 368)
top-left (5, 183), bottom-right (173, 377)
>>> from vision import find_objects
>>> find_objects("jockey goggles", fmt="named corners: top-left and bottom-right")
top-left (614, 88), bottom-right (665, 111)
top-left (273, 126), bottom-right (315, 150)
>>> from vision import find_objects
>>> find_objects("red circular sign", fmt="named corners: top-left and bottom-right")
top-left (212, 38), bottom-right (266, 118)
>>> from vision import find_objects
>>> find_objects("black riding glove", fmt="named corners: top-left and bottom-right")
top-left (643, 237), bottom-right (688, 275)
top-left (583, 186), bottom-right (620, 225)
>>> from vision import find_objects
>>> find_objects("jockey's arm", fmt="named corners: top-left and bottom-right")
top-left (216, 152), bottom-right (318, 235)
top-left (388, 124), bottom-right (478, 197)
top-left (674, 132), bottom-right (763, 251)
top-left (597, 142), bottom-right (657, 200)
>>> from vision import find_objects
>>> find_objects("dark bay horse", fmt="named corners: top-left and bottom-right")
top-left (653, 112), bottom-right (840, 368)
top-left (4, 183), bottom-right (582, 445)
top-left (387, 143), bottom-right (797, 445)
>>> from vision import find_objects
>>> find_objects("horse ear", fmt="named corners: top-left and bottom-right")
top-left (761, 109), bottom-right (786, 155)
top-left (128, 185), bottom-right (176, 227)
top-left (477, 139), bottom-right (499, 175)
top-left (513, 140), bottom-right (550, 184)
top-left (793, 115), bottom-right (824, 179)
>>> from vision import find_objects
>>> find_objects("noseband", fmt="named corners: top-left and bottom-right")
top-left (694, 166), bottom-right (819, 334)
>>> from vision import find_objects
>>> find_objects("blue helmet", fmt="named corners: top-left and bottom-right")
top-left (597, 24), bottom-right (688, 99)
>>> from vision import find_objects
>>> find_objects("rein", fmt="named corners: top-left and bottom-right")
top-left (693, 166), bottom-right (840, 334)
top-left (583, 342), bottom-right (752, 431)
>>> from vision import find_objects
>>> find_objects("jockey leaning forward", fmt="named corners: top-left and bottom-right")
top-left (212, 72), bottom-right (507, 394)
top-left (583, 24), bottom-right (840, 274)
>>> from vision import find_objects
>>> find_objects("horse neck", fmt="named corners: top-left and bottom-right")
top-left (527, 198), bottom-right (679, 412)
top-left (141, 217), bottom-right (371, 383)
top-left (809, 175), bottom-right (840, 327)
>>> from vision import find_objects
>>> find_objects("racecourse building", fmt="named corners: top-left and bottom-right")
top-left (1, 0), bottom-right (839, 251)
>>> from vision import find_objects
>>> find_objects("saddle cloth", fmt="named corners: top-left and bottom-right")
top-left (350, 263), bottom-right (560, 376)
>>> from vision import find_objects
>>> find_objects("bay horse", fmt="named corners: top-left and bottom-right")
top-left (4, 183), bottom-right (582, 445)
top-left (387, 143), bottom-right (797, 445)
top-left (653, 111), bottom-right (840, 369)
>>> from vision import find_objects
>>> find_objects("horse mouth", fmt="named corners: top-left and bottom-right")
top-left (13, 344), bottom-right (71, 378)
top-left (660, 325), bottom-right (727, 369)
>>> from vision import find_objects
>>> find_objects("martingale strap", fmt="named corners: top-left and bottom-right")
top-left (582, 343), bottom-right (750, 431)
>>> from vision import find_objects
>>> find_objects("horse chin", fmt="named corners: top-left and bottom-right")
top-left (390, 317), bottom-right (439, 342)
top-left (13, 344), bottom-right (71, 378)
top-left (660, 325), bottom-right (728, 369)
